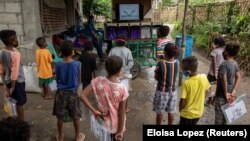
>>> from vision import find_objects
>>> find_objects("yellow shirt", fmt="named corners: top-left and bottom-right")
top-left (36, 48), bottom-right (53, 79)
top-left (180, 74), bottom-right (211, 119)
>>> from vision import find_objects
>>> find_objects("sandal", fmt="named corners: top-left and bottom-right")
top-left (76, 133), bottom-right (85, 141)
top-left (43, 95), bottom-right (54, 100)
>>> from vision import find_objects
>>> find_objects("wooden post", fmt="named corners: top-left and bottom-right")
top-left (178, 0), bottom-right (189, 86)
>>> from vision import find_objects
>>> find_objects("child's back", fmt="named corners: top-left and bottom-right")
top-left (36, 48), bottom-right (53, 79)
top-left (55, 61), bottom-right (80, 90)
top-left (180, 74), bottom-right (210, 118)
top-left (78, 41), bottom-right (97, 89)
top-left (91, 76), bottom-right (128, 133)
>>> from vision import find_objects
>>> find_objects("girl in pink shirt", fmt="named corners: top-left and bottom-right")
top-left (80, 56), bottom-right (129, 141)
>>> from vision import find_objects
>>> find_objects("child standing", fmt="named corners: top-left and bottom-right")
top-left (157, 26), bottom-right (171, 60)
top-left (0, 30), bottom-right (26, 120)
top-left (207, 36), bottom-right (225, 105)
top-left (214, 42), bottom-right (241, 125)
top-left (53, 41), bottom-right (85, 141)
top-left (108, 36), bottom-right (133, 113)
top-left (153, 43), bottom-right (180, 125)
top-left (80, 56), bottom-right (128, 141)
top-left (78, 41), bottom-right (97, 89)
top-left (36, 37), bottom-right (53, 99)
top-left (179, 56), bottom-right (210, 125)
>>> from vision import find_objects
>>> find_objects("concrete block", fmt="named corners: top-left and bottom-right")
top-left (0, 2), bottom-right (5, 12)
top-left (17, 13), bottom-right (23, 24)
top-left (0, 13), bottom-right (18, 24)
top-left (0, 24), bottom-right (8, 30)
top-left (9, 24), bottom-right (23, 35)
top-left (5, 2), bottom-right (21, 13)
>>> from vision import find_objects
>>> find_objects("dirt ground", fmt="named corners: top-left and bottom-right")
top-left (0, 50), bottom-right (249, 141)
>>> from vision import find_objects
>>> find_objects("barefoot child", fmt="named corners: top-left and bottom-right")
top-left (35, 37), bottom-right (53, 99)
top-left (80, 56), bottom-right (128, 141)
top-left (153, 43), bottom-right (179, 125)
top-left (109, 36), bottom-right (133, 113)
top-left (214, 42), bottom-right (241, 125)
top-left (78, 41), bottom-right (97, 89)
top-left (179, 56), bottom-right (211, 125)
top-left (207, 36), bottom-right (225, 106)
top-left (0, 30), bottom-right (26, 120)
top-left (53, 41), bottom-right (85, 141)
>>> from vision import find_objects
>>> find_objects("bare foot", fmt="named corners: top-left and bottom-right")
top-left (76, 133), bottom-right (85, 141)
top-left (126, 108), bottom-right (130, 113)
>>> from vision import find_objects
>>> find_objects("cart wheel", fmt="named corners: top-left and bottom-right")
top-left (131, 60), bottom-right (140, 80)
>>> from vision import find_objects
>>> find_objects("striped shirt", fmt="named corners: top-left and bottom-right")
top-left (157, 38), bottom-right (172, 60)
top-left (155, 60), bottom-right (179, 92)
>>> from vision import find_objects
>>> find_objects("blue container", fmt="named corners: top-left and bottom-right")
top-left (175, 34), bottom-right (193, 57)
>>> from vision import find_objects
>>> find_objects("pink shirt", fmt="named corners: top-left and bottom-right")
top-left (91, 76), bottom-right (129, 133)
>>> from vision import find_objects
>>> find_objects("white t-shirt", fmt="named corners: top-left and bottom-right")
top-left (108, 46), bottom-right (134, 75)
top-left (208, 47), bottom-right (224, 76)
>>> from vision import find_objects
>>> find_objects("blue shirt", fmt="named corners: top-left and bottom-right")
top-left (55, 61), bottom-right (81, 90)
top-left (155, 60), bottom-right (179, 92)
top-left (86, 22), bottom-right (97, 38)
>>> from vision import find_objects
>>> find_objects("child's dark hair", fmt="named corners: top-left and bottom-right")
top-left (0, 30), bottom-right (17, 46)
top-left (60, 41), bottom-right (73, 57)
top-left (36, 37), bottom-right (46, 48)
top-left (158, 26), bottom-right (170, 38)
top-left (164, 43), bottom-right (180, 58)
top-left (115, 35), bottom-right (126, 47)
top-left (105, 56), bottom-right (123, 77)
top-left (84, 41), bottom-right (93, 51)
top-left (182, 56), bottom-right (198, 73)
top-left (213, 36), bottom-right (225, 47)
top-left (225, 42), bottom-right (240, 57)
top-left (0, 117), bottom-right (30, 141)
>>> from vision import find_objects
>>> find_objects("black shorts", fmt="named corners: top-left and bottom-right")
top-left (207, 74), bottom-right (216, 83)
top-left (179, 117), bottom-right (200, 125)
top-left (7, 82), bottom-right (27, 105)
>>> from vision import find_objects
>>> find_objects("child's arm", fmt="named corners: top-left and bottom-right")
top-left (79, 84), bottom-right (101, 115)
top-left (222, 73), bottom-right (230, 101)
top-left (154, 62), bottom-right (161, 81)
top-left (231, 71), bottom-right (241, 97)
top-left (179, 98), bottom-right (186, 111)
top-left (115, 99), bottom-right (126, 140)
top-left (212, 56), bottom-right (217, 79)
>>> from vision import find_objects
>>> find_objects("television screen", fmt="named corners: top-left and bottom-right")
top-left (117, 4), bottom-right (143, 21)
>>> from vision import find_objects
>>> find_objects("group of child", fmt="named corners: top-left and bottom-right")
top-left (0, 25), bottom-right (241, 141)
top-left (154, 26), bottom-right (241, 125)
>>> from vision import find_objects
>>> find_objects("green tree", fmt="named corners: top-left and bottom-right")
top-left (82, 0), bottom-right (111, 18)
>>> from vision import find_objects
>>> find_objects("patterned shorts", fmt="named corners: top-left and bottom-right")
top-left (53, 90), bottom-right (82, 120)
top-left (153, 91), bottom-right (177, 114)
top-left (214, 97), bottom-right (227, 125)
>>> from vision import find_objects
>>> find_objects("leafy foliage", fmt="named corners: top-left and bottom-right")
top-left (82, 0), bottom-right (111, 18)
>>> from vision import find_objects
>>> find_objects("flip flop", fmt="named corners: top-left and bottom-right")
top-left (43, 96), bottom-right (54, 100)
top-left (76, 133), bottom-right (85, 141)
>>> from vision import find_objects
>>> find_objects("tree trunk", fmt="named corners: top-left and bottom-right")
top-left (178, 0), bottom-right (189, 86)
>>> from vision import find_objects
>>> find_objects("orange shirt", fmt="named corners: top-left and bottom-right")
top-left (36, 48), bottom-right (53, 79)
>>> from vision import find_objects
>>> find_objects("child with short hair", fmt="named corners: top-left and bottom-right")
top-left (53, 41), bottom-right (85, 141)
top-left (36, 37), bottom-right (53, 99)
top-left (179, 56), bottom-right (211, 125)
top-left (0, 30), bottom-right (26, 120)
top-left (109, 35), bottom-right (133, 112)
top-left (80, 56), bottom-right (128, 141)
top-left (214, 42), bottom-right (241, 125)
top-left (78, 41), bottom-right (97, 89)
top-left (207, 36), bottom-right (225, 105)
top-left (157, 25), bottom-right (171, 60)
top-left (153, 43), bottom-right (180, 125)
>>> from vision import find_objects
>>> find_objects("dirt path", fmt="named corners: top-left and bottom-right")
top-left (0, 51), bottom-right (249, 141)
